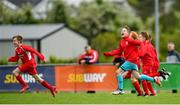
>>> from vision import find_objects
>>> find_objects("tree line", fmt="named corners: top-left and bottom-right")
top-left (0, 0), bottom-right (180, 63)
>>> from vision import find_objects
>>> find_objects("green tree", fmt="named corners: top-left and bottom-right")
top-left (46, 0), bottom-right (68, 23)
top-left (91, 32), bottom-right (120, 62)
top-left (173, 0), bottom-right (180, 11)
top-left (10, 3), bottom-right (36, 24)
top-left (127, 0), bottom-right (165, 22)
top-left (0, 1), bottom-right (14, 24)
top-left (0, 2), bottom-right (36, 24)
top-left (68, 0), bottom-right (143, 42)
top-left (159, 34), bottom-right (180, 61)
top-left (158, 2), bottom-right (180, 62)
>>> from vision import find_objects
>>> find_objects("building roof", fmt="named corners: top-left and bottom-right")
top-left (7, 0), bottom-right (42, 7)
top-left (0, 24), bottom-right (65, 40)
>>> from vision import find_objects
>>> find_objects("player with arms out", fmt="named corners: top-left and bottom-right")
top-left (8, 35), bottom-right (57, 97)
top-left (104, 26), bottom-right (161, 95)
top-left (104, 26), bottom-right (143, 95)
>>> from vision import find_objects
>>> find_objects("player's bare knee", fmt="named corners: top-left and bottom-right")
top-left (32, 75), bottom-right (43, 83)
top-left (132, 71), bottom-right (140, 79)
top-left (36, 79), bottom-right (42, 83)
top-left (12, 70), bottom-right (19, 76)
top-left (116, 70), bottom-right (120, 74)
top-left (130, 76), bottom-right (136, 82)
top-left (38, 78), bottom-right (43, 83)
top-left (136, 75), bottom-right (141, 79)
top-left (117, 73), bottom-right (122, 76)
top-left (134, 74), bottom-right (140, 79)
top-left (34, 77), bottom-right (39, 82)
top-left (116, 68), bottom-right (122, 74)
top-left (12, 70), bottom-right (16, 75)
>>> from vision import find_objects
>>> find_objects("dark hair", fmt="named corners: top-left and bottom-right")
top-left (149, 34), bottom-right (152, 40)
top-left (140, 32), bottom-right (149, 40)
top-left (123, 25), bottom-right (131, 34)
top-left (113, 57), bottom-right (125, 66)
top-left (84, 45), bottom-right (91, 50)
top-left (12, 35), bottom-right (23, 43)
top-left (168, 41), bottom-right (174, 44)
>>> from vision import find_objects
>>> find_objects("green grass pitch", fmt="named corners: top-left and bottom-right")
top-left (0, 91), bottom-right (180, 104)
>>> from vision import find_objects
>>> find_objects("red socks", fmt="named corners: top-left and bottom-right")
top-left (41, 81), bottom-right (53, 90)
top-left (16, 75), bottom-right (27, 86)
top-left (133, 81), bottom-right (143, 95)
top-left (16, 75), bottom-right (53, 91)
top-left (142, 80), bottom-right (149, 95)
top-left (147, 82), bottom-right (155, 95)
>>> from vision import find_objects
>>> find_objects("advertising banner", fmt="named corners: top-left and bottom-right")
top-left (1, 63), bottom-right (179, 92)
top-left (0, 66), bottom-right (55, 92)
top-left (156, 63), bottom-right (180, 90)
top-left (55, 65), bottom-right (118, 91)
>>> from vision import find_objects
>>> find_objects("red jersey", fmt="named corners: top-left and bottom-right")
top-left (79, 49), bottom-right (98, 64)
top-left (8, 44), bottom-right (45, 64)
top-left (108, 36), bottom-right (142, 65)
top-left (149, 42), bottom-right (159, 68)
top-left (139, 41), bottom-right (154, 66)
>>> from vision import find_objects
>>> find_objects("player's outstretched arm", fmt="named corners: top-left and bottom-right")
top-left (8, 52), bottom-right (19, 62)
top-left (124, 36), bottom-right (142, 45)
top-left (22, 45), bottom-right (45, 61)
top-left (104, 48), bottom-right (122, 57)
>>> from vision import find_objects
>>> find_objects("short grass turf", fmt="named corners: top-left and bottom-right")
top-left (0, 92), bottom-right (180, 104)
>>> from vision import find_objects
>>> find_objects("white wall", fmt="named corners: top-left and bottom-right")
top-left (41, 28), bottom-right (88, 59)
top-left (0, 41), bottom-right (14, 58)
top-left (0, 40), bottom-right (38, 59)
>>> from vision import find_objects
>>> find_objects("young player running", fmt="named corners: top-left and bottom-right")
top-left (104, 26), bottom-right (161, 95)
top-left (138, 32), bottom-right (156, 96)
top-left (148, 34), bottom-right (171, 80)
top-left (8, 35), bottom-right (57, 97)
top-left (104, 27), bottom-right (143, 96)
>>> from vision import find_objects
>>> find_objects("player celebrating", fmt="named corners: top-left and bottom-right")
top-left (8, 35), bottom-right (57, 97)
top-left (139, 32), bottom-right (171, 96)
top-left (104, 26), bottom-right (161, 95)
top-left (138, 32), bottom-right (156, 96)
top-left (124, 31), bottom-right (143, 96)
top-left (148, 34), bottom-right (171, 80)
top-left (104, 28), bottom-right (143, 96)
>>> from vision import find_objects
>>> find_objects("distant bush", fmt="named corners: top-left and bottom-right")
top-left (44, 56), bottom-right (77, 64)
top-left (91, 32), bottom-right (119, 63)
top-left (0, 56), bottom-right (77, 65)
top-left (0, 58), bottom-right (8, 65)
